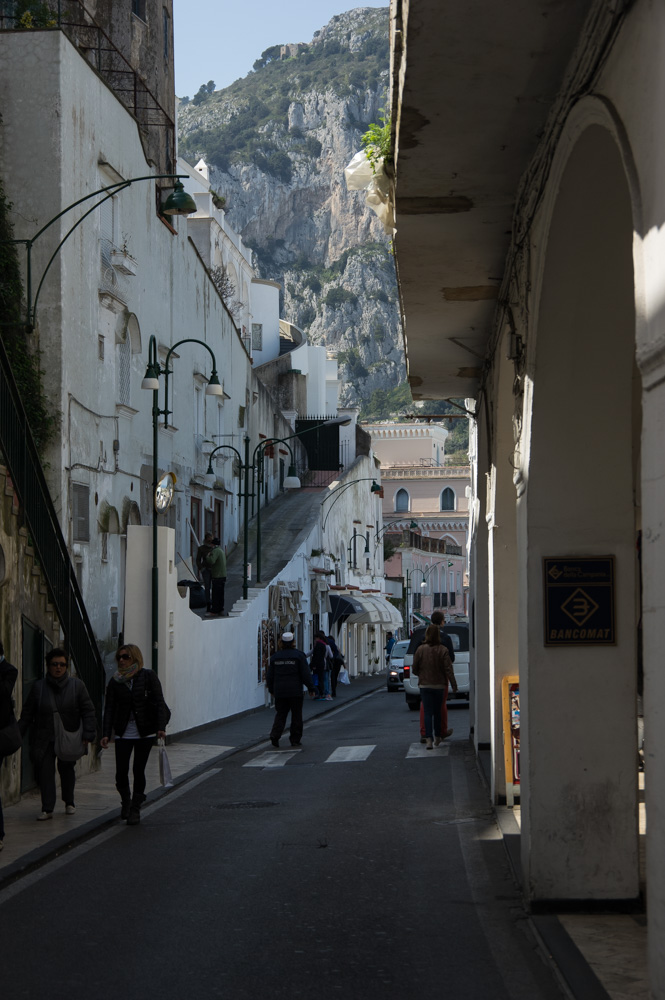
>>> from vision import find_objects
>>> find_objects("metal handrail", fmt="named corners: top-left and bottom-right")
top-left (0, 335), bottom-right (105, 724)
top-left (0, 0), bottom-right (175, 164)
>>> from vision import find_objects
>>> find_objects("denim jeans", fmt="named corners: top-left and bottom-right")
top-left (420, 687), bottom-right (445, 738)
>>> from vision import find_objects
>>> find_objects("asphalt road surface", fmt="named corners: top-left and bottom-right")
top-left (0, 691), bottom-right (565, 999)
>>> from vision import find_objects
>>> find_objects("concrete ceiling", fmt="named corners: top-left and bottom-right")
top-left (392, 0), bottom-right (594, 399)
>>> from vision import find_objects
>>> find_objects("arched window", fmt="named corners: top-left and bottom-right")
top-left (441, 487), bottom-right (455, 511)
top-left (395, 488), bottom-right (409, 512)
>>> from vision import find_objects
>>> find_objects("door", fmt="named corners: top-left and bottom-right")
top-left (21, 618), bottom-right (51, 791)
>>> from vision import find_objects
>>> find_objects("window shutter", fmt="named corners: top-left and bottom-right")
top-left (72, 484), bottom-right (90, 542)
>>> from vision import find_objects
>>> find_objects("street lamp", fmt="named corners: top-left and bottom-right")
top-left (321, 478), bottom-right (382, 531)
top-left (347, 530), bottom-right (370, 570)
top-left (204, 416), bottom-right (352, 599)
top-left (1, 174), bottom-right (192, 331)
top-left (142, 333), bottom-right (224, 674)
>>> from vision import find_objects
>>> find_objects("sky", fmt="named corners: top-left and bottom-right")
top-left (173, 0), bottom-right (388, 99)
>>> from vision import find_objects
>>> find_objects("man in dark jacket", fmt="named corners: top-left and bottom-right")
top-left (267, 632), bottom-right (316, 749)
top-left (0, 640), bottom-right (18, 850)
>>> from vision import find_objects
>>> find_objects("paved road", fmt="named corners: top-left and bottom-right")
top-left (0, 692), bottom-right (565, 1000)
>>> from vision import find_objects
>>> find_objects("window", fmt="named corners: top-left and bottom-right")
top-left (449, 591), bottom-right (455, 607)
top-left (163, 7), bottom-right (169, 59)
top-left (132, 0), bottom-right (146, 20)
top-left (413, 593), bottom-right (421, 610)
top-left (98, 335), bottom-right (105, 361)
top-left (117, 336), bottom-right (130, 405)
top-left (72, 484), bottom-right (90, 542)
top-left (252, 323), bottom-right (263, 351)
top-left (194, 384), bottom-right (203, 438)
top-left (441, 487), bottom-right (455, 511)
top-left (191, 497), bottom-right (201, 561)
top-left (110, 607), bottom-right (119, 640)
top-left (101, 532), bottom-right (108, 562)
top-left (395, 488), bottom-right (409, 512)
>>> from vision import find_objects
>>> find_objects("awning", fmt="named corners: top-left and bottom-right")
top-left (329, 592), bottom-right (366, 625)
top-left (345, 593), bottom-right (403, 628)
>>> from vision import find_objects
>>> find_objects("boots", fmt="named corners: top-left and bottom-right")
top-left (120, 795), bottom-right (131, 821)
top-left (425, 737), bottom-right (433, 750)
top-left (126, 794), bottom-right (144, 826)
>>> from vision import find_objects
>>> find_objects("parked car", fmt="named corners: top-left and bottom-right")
top-left (402, 623), bottom-right (470, 710)
top-left (386, 639), bottom-right (410, 691)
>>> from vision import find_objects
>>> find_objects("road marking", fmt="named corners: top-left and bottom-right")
top-left (406, 742), bottom-right (450, 758)
top-left (0, 769), bottom-right (222, 907)
top-left (326, 745), bottom-right (376, 763)
top-left (243, 751), bottom-right (298, 768)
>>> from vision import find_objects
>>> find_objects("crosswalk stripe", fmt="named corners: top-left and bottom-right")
top-left (243, 750), bottom-right (299, 768)
top-left (326, 745), bottom-right (376, 763)
top-left (406, 742), bottom-right (450, 758)
top-left (242, 743), bottom-right (453, 767)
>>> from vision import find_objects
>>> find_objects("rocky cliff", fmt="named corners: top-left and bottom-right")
top-left (177, 7), bottom-right (406, 412)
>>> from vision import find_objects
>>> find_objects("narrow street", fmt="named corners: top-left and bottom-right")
top-left (0, 692), bottom-right (564, 1000)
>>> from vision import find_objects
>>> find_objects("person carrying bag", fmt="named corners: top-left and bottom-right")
top-left (19, 647), bottom-right (96, 820)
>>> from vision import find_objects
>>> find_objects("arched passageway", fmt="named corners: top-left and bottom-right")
top-left (520, 123), bottom-right (641, 901)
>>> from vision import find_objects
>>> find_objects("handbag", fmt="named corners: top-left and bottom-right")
top-left (0, 715), bottom-right (22, 756)
top-left (158, 738), bottom-right (173, 787)
top-left (53, 712), bottom-right (86, 761)
top-left (338, 668), bottom-right (350, 685)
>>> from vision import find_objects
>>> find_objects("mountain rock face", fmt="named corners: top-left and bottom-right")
top-left (177, 6), bottom-right (405, 410)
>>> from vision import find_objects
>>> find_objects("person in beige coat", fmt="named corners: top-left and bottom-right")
top-left (412, 624), bottom-right (457, 748)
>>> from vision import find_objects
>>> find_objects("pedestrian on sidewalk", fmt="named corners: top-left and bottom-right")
top-left (205, 537), bottom-right (227, 617)
top-left (418, 610), bottom-right (456, 743)
top-left (267, 632), bottom-right (316, 748)
top-left (0, 640), bottom-right (18, 850)
top-left (308, 631), bottom-right (332, 700)
top-left (385, 631), bottom-right (395, 665)
top-left (18, 647), bottom-right (96, 820)
top-left (100, 644), bottom-right (170, 826)
top-left (196, 531), bottom-right (214, 611)
top-left (412, 624), bottom-right (457, 749)
top-left (327, 634), bottom-right (344, 697)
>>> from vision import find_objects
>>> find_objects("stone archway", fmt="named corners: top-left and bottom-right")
top-left (520, 122), bottom-right (640, 902)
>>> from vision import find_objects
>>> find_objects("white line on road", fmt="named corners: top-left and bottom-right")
top-left (406, 742), bottom-right (450, 758)
top-left (326, 745), bottom-right (376, 763)
top-left (0, 769), bottom-right (222, 907)
top-left (243, 751), bottom-right (298, 768)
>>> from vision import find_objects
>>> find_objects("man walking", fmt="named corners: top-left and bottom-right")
top-left (205, 537), bottom-right (227, 617)
top-left (267, 632), bottom-right (316, 748)
top-left (419, 610), bottom-right (456, 741)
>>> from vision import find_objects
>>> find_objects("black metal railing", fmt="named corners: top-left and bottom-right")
top-left (0, 0), bottom-right (175, 169)
top-left (0, 334), bottom-right (105, 724)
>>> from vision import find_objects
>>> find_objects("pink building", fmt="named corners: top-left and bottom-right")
top-left (364, 422), bottom-right (470, 628)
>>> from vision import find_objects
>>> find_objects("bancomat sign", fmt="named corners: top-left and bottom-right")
top-left (543, 556), bottom-right (615, 646)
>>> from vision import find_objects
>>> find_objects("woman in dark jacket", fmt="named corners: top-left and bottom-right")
top-left (101, 644), bottom-right (169, 825)
top-left (412, 624), bottom-right (457, 749)
top-left (19, 647), bottom-right (96, 820)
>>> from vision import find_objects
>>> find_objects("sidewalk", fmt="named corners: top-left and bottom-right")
top-left (0, 673), bottom-right (383, 887)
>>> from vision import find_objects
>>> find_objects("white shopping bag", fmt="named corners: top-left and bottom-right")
top-left (158, 738), bottom-right (174, 787)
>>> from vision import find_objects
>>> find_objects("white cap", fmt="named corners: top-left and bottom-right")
top-left (281, 632), bottom-right (294, 642)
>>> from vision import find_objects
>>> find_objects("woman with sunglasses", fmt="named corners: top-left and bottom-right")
top-left (101, 644), bottom-right (170, 825)
top-left (19, 647), bottom-right (96, 820)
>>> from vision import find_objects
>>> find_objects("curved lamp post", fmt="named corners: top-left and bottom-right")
top-left (141, 334), bottom-right (224, 674)
top-left (2, 174), bottom-right (193, 331)
top-left (321, 478), bottom-right (382, 531)
top-left (204, 416), bottom-right (352, 599)
top-left (347, 530), bottom-right (370, 570)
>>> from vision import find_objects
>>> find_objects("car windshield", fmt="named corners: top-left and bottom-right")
top-left (390, 641), bottom-right (409, 658)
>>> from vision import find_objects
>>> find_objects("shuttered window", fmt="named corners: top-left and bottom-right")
top-left (72, 484), bottom-right (90, 542)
